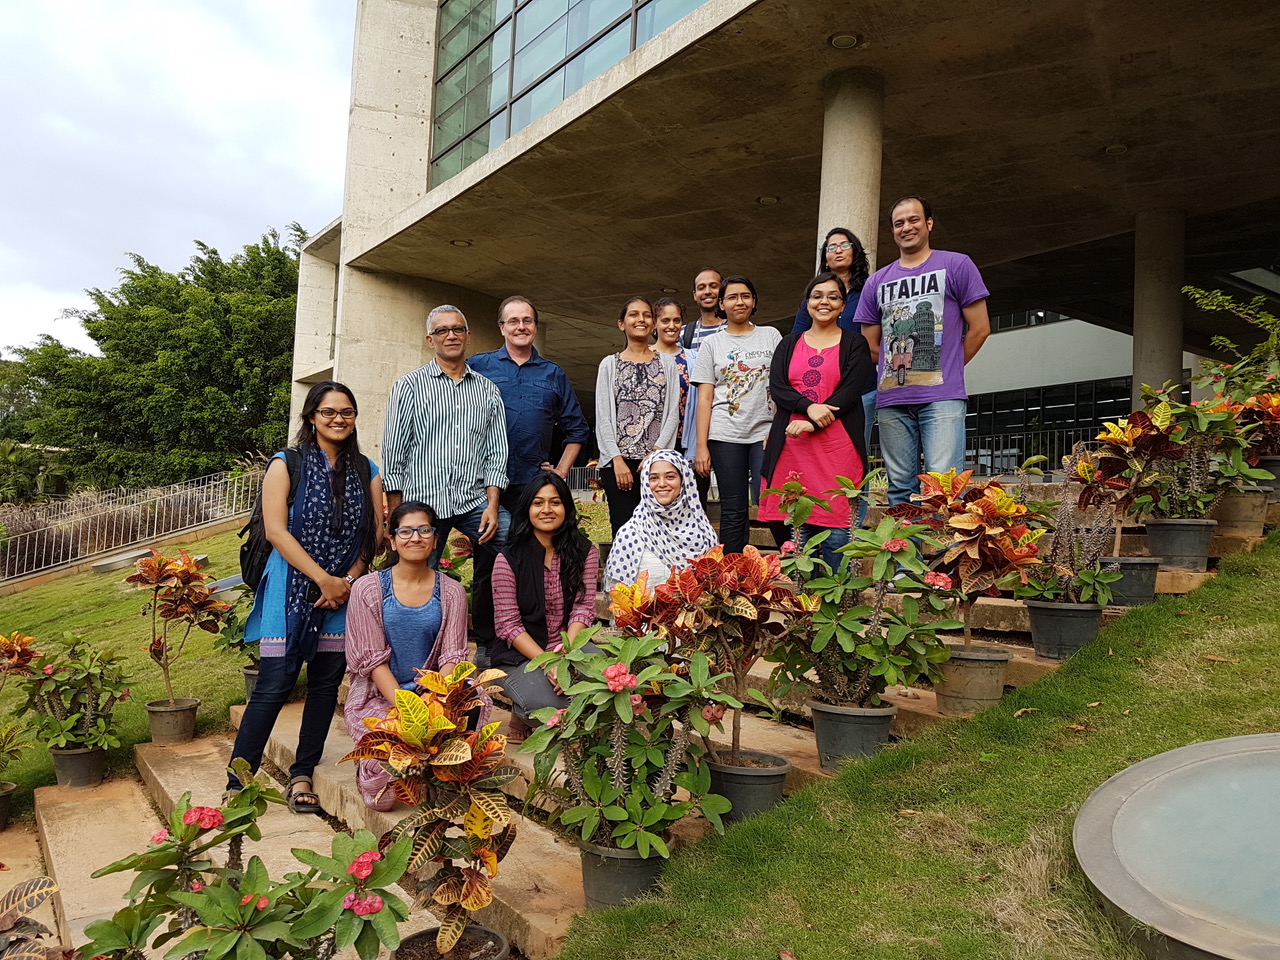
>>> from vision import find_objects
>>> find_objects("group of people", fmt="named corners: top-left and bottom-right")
top-left (225, 195), bottom-right (991, 814)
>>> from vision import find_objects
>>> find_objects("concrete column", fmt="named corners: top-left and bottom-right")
top-left (1131, 209), bottom-right (1186, 408)
top-left (818, 69), bottom-right (885, 270)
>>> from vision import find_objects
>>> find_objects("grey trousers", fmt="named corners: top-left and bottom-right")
top-left (496, 641), bottom-right (602, 723)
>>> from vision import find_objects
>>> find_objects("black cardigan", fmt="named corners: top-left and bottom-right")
top-left (762, 328), bottom-right (874, 487)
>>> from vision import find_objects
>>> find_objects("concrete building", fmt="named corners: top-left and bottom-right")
top-left (291, 0), bottom-right (1280, 469)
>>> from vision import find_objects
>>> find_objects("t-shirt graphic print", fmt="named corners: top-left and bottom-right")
top-left (878, 268), bottom-right (945, 390)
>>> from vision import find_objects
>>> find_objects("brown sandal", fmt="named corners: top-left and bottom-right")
top-left (506, 717), bottom-right (532, 744)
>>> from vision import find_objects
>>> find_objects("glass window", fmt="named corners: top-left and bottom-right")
top-left (636, 0), bottom-right (702, 45)
top-left (564, 19), bottom-right (629, 96)
top-left (513, 13), bottom-right (569, 93)
top-left (510, 66), bottom-right (565, 133)
top-left (516, 0), bottom-right (570, 48)
top-left (567, 0), bottom-right (630, 48)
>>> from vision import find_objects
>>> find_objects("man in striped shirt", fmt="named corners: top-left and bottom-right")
top-left (382, 304), bottom-right (510, 664)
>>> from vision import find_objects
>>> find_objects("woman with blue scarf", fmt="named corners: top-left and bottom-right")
top-left (226, 381), bottom-right (381, 813)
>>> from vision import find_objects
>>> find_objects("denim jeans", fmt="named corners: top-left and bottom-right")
top-left (226, 651), bottom-right (346, 792)
top-left (799, 523), bottom-right (852, 572)
top-left (857, 388), bottom-right (877, 527)
top-left (877, 400), bottom-right (967, 506)
top-left (708, 439), bottom-right (765, 554)
top-left (432, 501), bottom-right (511, 660)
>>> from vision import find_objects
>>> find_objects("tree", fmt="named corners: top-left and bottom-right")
top-left (17, 226), bottom-right (303, 487)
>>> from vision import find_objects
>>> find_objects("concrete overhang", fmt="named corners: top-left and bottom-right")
top-left (343, 0), bottom-right (1280, 386)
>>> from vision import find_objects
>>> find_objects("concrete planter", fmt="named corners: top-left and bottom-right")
top-left (50, 745), bottom-right (107, 788)
top-left (580, 840), bottom-right (666, 911)
top-left (808, 699), bottom-right (897, 772)
top-left (1109, 556), bottom-right (1162, 606)
top-left (395, 925), bottom-right (509, 960)
top-left (935, 644), bottom-right (1010, 717)
top-left (1024, 600), bottom-right (1103, 660)
top-left (1144, 518), bottom-right (1217, 572)
top-left (1208, 486), bottom-right (1269, 537)
top-left (707, 748), bottom-right (791, 823)
top-left (145, 698), bottom-right (200, 745)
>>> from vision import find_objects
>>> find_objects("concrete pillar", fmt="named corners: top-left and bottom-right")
top-left (818, 69), bottom-right (885, 270)
top-left (1131, 209), bottom-right (1186, 408)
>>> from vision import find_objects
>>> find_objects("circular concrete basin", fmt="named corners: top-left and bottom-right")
top-left (1074, 734), bottom-right (1280, 959)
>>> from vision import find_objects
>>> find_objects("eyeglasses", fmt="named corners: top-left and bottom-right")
top-left (316, 408), bottom-right (357, 420)
top-left (722, 292), bottom-right (754, 303)
top-left (825, 241), bottom-right (855, 253)
top-left (392, 525), bottom-right (436, 540)
top-left (501, 318), bottom-right (536, 328)
top-left (430, 326), bottom-right (468, 338)
top-left (808, 292), bottom-right (844, 303)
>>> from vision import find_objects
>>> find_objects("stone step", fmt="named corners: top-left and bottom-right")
top-left (229, 703), bottom-right (583, 960)
top-left (0, 825), bottom-right (60, 938)
top-left (1155, 569), bottom-right (1216, 594)
top-left (1118, 533), bottom-right (1265, 559)
top-left (34, 780), bottom-right (161, 945)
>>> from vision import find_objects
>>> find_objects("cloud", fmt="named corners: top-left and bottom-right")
top-left (0, 0), bottom-right (353, 350)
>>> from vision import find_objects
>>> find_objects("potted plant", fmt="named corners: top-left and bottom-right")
top-left (85, 775), bottom-right (414, 960)
top-left (0, 722), bottom-right (33, 831)
top-left (611, 545), bottom-right (811, 821)
top-left (13, 631), bottom-right (132, 787)
top-left (343, 662), bottom-right (515, 959)
top-left (125, 548), bottom-right (231, 743)
top-left (889, 470), bottom-right (1047, 716)
top-left (519, 628), bottom-right (735, 908)
top-left (210, 588), bottom-right (259, 702)
top-left (769, 511), bottom-right (961, 772)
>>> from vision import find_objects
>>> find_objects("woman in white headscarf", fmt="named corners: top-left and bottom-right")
top-left (604, 449), bottom-right (719, 591)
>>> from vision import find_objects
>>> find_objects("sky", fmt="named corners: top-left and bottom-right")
top-left (0, 0), bottom-right (355, 356)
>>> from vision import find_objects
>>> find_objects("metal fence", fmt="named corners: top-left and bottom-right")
top-left (964, 427), bottom-right (1099, 476)
top-left (0, 470), bottom-right (263, 583)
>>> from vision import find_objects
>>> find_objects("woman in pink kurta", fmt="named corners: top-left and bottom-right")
top-left (343, 500), bottom-right (474, 811)
top-left (759, 273), bottom-right (874, 570)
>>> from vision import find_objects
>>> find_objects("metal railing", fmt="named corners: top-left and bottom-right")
top-left (964, 427), bottom-right (1099, 476)
top-left (0, 470), bottom-right (263, 583)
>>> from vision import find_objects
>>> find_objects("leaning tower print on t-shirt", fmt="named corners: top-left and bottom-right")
top-left (877, 267), bottom-right (945, 391)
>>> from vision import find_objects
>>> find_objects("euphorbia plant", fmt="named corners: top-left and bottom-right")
top-left (521, 628), bottom-right (735, 857)
top-left (611, 545), bottom-right (810, 765)
top-left (889, 470), bottom-right (1047, 649)
top-left (126, 549), bottom-right (230, 706)
top-left (16, 632), bottom-right (132, 749)
top-left (343, 662), bottom-right (515, 956)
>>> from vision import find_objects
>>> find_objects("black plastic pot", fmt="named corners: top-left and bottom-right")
top-left (935, 645), bottom-right (1010, 717)
top-left (394, 925), bottom-right (509, 960)
top-left (808, 700), bottom-right (896, 772)
top-left (1144, 518), bottom-right (1217, 572)
top-left (145, 698), bottom-right (200, 745)
top-left (707, 748), bottom-right (791, 823)
top-left (1110, 556), bottom-right (1162, 607)
top-left (50, 745), bottom-right (107, 788)
top-left (1024, 600), bottom-right (1103, 660)
top-left (580, 839), bottom-right (666, 910)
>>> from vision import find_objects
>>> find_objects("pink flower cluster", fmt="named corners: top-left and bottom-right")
top-left (603, 662), bottom-right (637, 693)
top-left (882, 538), bottom-right (908, 553)
top-left (182, 806), bottom-right (223, 830)
top-left (629, 693), bottom-right (646, 712)
top-left (347, 850), bottom-right (383, 879)
top-left (702, 704), bottom-right (726, 724)
top-left (150, 829), bottom-right (170, 845)
top-left (190, 881), bottom-right (204, 892)
top-left (239, 894), bottom-right (269, 911)
top-left (923, 572), bottom-right (953, 590)
top-left (343, 893), bottom-right (384, 915)
top-left (546, 708), bottom-right (567, 729)
top-left (780, 540), bottom-right (796, 556)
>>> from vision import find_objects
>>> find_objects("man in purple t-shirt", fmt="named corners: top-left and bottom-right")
top-left (854, 197), bottom-right (991, 505)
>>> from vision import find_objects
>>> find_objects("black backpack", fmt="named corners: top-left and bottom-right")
top-left (239, 449), bottom-right (302, 592)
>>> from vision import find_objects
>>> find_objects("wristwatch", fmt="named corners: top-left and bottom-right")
top-left (344, 574), bottom-right (356, 585)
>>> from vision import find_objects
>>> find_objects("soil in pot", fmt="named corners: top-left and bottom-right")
top-left (50, 745), bottom-right (107, 788)
top-left (1110, 556), bottom-right (1162, 607)
top-left (145, 698), bottom-right (201, 745)
top-left (808, 700), bottom-right (896, 773)
top-left (580, 840), bottom-right (666, 910)
top-left (0, 781), bottom-right (15, 830)
top-left (1024, 600), bottom-right (1103, 660)
top-left (395, 926), bottom-right (509, 960)
top-left (1143, 518), bottom-right (1217, 572)
top-left (935, 645), bottom-right (1010, 717)
top-left (707, 748), bottom-right (791, 823)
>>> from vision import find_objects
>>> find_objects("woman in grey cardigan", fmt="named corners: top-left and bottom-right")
top-left (595, 296), bottom-right (681, 536)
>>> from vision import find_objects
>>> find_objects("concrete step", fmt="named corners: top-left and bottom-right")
top-left (229, 703), bottom-right (583, 960)
top-left (0, 825), bottom-right (60, 938)
top-left (34, 780), bottom-right (161, 945)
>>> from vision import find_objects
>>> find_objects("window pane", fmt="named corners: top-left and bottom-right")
top-left (567, 0), bottom-right (629, 48)
top-left (431, 141), bottom-right (467, 183)
top-left (564, 18), bottom-right (628, 95)
top-left (513, 13), bottom-right (568, 92)
top-left (516, 0), bottom-right (569, 47)
top-left (434, 97), bottom-right (468, 153)
top-left (636, 0), bottom-right (702, 45)
top-left (510, 66), bottom-right (565, 133)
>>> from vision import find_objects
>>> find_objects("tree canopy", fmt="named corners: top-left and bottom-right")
top-left (12, 226), bottom-right (303, 488)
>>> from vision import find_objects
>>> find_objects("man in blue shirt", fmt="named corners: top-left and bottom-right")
top-left (469, 296), bottom-right (591, 512)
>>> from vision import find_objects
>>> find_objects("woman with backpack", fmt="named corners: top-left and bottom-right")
top-left (226, 380), bottom-right (382, 812)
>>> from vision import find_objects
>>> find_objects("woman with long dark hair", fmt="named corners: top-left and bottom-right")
top-left (760, 273), bottom-right (873, 568)
top-left (343, 500), bottom-right (472, 810)
top-left (595, 296), bottom-right (681, 536)
top-left (226, 380), bottom-right (382, 812)
top-left (490, 470), bottom-right (599, 739)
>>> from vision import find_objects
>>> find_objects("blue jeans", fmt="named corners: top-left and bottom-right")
top-left (857, 388), bottom-right (877, 528)
top-left (432, 501), bottom-right (511, 659)
top-left (708, 439), bottom-right (765, 554)
top-left (227, 651), bottom-right (346, 792)
top-left (799, 523), bottom-right (851, 572)
top-left (877, 400), bottom-right (967, 506)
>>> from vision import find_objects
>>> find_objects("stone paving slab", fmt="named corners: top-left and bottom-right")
top-left (35, 780), bottom-right (160, 946)
top-left (230, 703), bottom-right (584, 960)
top-left (90, 549), bottom-right (151, 573)
top-left (0, 824), bottom-right (60, 937)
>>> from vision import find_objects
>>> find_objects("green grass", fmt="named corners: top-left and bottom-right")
top-left (555, 536), bottom-right (1280, 960)
top-left (1, 530), bottom-right (249, 818)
